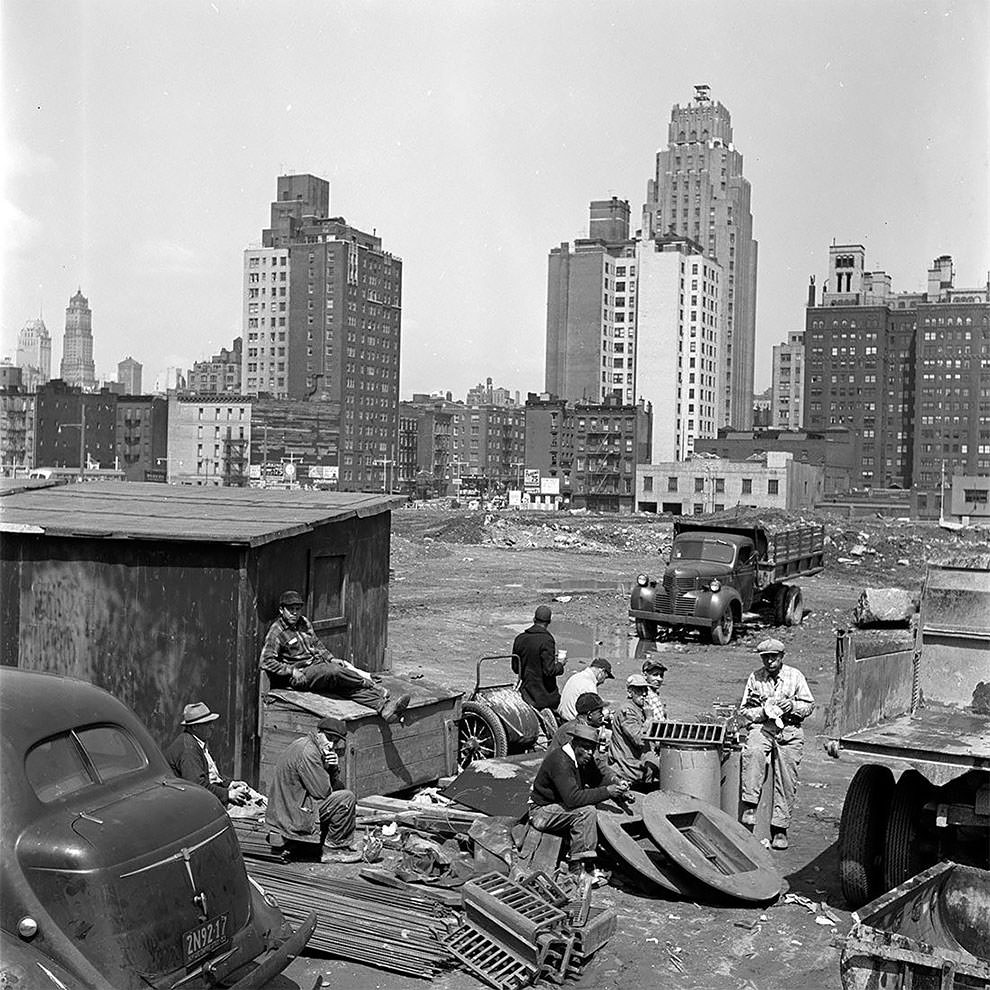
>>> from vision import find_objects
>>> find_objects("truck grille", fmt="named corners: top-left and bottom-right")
top-left (654, 593), bottom-right (696, 616)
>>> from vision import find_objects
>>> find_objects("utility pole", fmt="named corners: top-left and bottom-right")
top-left (58, 400), bottom-right (87, 481)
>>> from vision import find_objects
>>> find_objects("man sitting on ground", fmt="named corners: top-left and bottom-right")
top-left (609, 675), bottom-right (657, 788)
top-left (550, 692), bottom-right (607, 751)
top-left (165, 702), bottom-right (249, 807)
top-left (558, 657), bottom-right (615, 721)
top-left (529, 723), bottom-right (629, 881)
top-left (266, 716), bottom-right (361, 863)
top-left (261, 589), bottom-right (410, 724)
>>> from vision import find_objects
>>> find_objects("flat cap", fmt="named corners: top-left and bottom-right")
top-left (626, 674), bottom-right (649, 689)
top-left (317, 716), bottom-right (347, 739)
top-left (642, 655), bottom-right (668, 674)
top-left (756, 638), bottom-right (786, 655)
top-left (568, 723), bottom-right (600, 746)
top-left (279, 590), bottom-right (305, 606)
top-left (575, 692), bottom-right (605, 715)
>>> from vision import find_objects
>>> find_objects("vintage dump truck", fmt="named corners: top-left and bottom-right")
top-left (629, 519), bottom-right (826, 643)
top-left (826, 554), bottom-right (990, 910)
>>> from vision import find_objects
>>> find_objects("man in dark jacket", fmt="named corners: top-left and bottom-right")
top-left (165, 702), bottom-right (247, 806)
top-left (529, 723), bottom-right (628, 874)
top-left (512, 605), bottom-right (566, 710)
top-left (266, 716), bottom-right (360, 863)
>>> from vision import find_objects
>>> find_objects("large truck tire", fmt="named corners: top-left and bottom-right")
top-left (709, 605), bottom-right (734, 645)
top-left (636, 619), bottom-right (659, 641)
top-left (883, 769), bottom-right (933, 890)
top-left (839, 764), bottom-right (895, 908)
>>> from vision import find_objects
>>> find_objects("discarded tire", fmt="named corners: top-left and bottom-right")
top-left (458, 700), bottom-right (508, 768)
top-left (839, 764), bottom-right (895, 908)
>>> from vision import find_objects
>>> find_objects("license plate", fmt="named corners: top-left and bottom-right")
top-left (183, 914), bottom-right (230, 967)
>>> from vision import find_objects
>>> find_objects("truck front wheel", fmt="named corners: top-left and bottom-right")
top-left (636, 619), bottom-right (660, 641)
top-left (709, 605), bottom-right (734, 645)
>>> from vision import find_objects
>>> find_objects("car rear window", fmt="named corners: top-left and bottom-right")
top-left (25, 725), bottom-right (148, 803)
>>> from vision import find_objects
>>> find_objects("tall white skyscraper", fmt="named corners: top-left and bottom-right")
top-left (60, 289), bottom-right (97, 389)
top-left (16, 317), bottom-right (52, 389)
top-left (642, 85), bottom-right (757, 429)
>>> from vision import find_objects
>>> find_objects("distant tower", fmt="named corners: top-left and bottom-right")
top-left (60, 289), bottom-right (97, 389)
top-left (117, 356), bottom-right (143, 394)
top-left (15, 317), bottom-right (52, 389)
top-left (642, 85), bottom-right (758, 429)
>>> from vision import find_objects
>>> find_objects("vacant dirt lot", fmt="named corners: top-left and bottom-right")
top-left (283, 508), bottom-right (988, 990)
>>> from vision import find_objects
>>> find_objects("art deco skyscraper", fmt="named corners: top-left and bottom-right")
top-left (16, 317), bottom-right (52, 389)
top-left (642, 85), bottom-right (758, 429)
top-left (59, 289), bottom-right (97, 389)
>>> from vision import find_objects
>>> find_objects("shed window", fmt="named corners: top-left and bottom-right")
top-left (309, 553), bottom-right (346, 629)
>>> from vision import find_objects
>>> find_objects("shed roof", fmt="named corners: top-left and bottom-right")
top-left (0, 482), bottom-right (404, 547)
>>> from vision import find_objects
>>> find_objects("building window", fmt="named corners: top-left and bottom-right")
top-left (643, 476), bottom-right (653, 492)
top-left (667, 477), bottom-right (678, 492)
top-left (693, 503), bottom-right (704, 515)
top-left (715, 478), bottom-right (725, 493)
top-left (694, 477), bottom-right (704, 493)
top-left (768, 479), bottom-right (779, 495)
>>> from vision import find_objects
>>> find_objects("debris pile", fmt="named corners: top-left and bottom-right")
top-left (851, 588), bottom-right (917, 627)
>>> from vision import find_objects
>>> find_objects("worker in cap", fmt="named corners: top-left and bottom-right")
top-left (739, 638), bottom-right (816, 850)
top-left (165, 702), bottom-right (250, 807)
top-left (550, 691), bottom-right (608, 753)
top-left (641, 654), bottom-right (669, 723)
top-left (557, 657), bottom-right (615, 721)
top-left (608, 675), bottom-right (657, 787)
top-left (529, 722), bottom-right (629, 883)
top-left (266, 714), bottom-right (360, 863)
top-left (260, 589), bottom-right (411, 724)
top-left (512, 604), bottom-right (565, 712)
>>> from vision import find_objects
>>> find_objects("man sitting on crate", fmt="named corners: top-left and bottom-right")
top-left (529, 723), bottom-right (629, 880)
top-left (266, 715), bottom-right (362, 863)
top-left (608, 675), bottom-right (659, 789)
top-left (739, 638), bottom-right (816, 850)
top-left (261, 590), bottom-right (410, 724)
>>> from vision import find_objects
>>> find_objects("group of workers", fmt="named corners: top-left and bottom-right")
top-left (515, 605), bottom-right (815, 879)
top-left (165, 592), bottom-right (815, 873)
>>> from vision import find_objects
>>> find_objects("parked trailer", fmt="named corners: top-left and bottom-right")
top-left (825, 554), bottom-right (990, 909)
top-left (630, 520), bottom-right (825, 644)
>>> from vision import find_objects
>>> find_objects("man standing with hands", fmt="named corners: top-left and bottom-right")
top-left (739, 639), bottom-right (815, 850)
top-left (512, 605), bottom-right (565, 712)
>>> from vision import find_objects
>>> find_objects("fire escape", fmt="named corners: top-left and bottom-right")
top-left (223, 430), bottom-right (250, 487)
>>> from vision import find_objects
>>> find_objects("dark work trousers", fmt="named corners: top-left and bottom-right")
top-left (295, 660), bottom-right (387, 713)
top-left (319, 789), bottom-right (358, 848)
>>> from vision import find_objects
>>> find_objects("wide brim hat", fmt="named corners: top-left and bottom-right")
top-left (181, 702), bottom-right (220, 725)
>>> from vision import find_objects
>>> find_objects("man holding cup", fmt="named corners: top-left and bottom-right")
top-left (512, 604), bottom-right (566, 712)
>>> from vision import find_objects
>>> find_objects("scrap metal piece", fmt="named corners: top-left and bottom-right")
top-left (597, 810), bottom-right (699, 897)
top-left (444, 924), bottom-right (536, 990)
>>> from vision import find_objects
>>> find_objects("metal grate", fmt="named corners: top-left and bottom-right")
top-left (643, 721), bottom-right (726, 745)
top-left (444, 925), bottom-right (536, 990)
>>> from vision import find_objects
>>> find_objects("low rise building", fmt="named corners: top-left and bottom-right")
top-left (34, 380), bottom-right (118, 471)
top-left (0, 386), bottom-right (36, 475)
top-left (166, 395), bottom-right (251, 486)
top-left (949, 475), bottom-right (990, 523)
top-left (115, 396), bottom-right (168, 482)
top-left (635, 451), bottom-right (823, 515)
top-left (249, 397), bottom-right (340, 488)
top-left (188, 339), bottom-right (243, 394)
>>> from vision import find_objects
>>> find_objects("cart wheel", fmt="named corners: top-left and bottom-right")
top-left (709, 605), bottom-right (734, 645)
top-left (458, 700), bottom-right (508, 768)
top-left (839, 764), bottom-right (894, 908)
top-left (636, 619), bottom-right (659, 641)
top-left (537, 708), bottom-right (560, 745)
top-left (883, 769), bottom-right (932, 891)
top-left (783, 586), bottom-right (804, 626)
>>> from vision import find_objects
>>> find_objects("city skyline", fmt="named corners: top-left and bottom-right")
top-left (4, 0), bottom-right (988, 399)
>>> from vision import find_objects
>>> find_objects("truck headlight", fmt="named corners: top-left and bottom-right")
top-left (708, 578), bottom-right (721, 592)
top-left (637, 574), bottom-right (649, 587)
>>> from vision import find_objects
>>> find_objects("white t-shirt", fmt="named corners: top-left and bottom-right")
top-left (558, 667), bottom-right (600, 720)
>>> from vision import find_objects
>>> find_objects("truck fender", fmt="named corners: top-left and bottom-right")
top-left (630, 584), bottom-right (657, 611)
top-left (705, 588), bottom-right (742, 621)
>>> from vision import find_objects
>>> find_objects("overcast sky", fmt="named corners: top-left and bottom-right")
top-left (4, 0), bottom-right (988, 397)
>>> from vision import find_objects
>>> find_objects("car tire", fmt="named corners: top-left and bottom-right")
top-left (883, 769), bottom-right (933, 891)
top-left (458, 700), bottom-right (508, 768)
top-left (709, 605), bottom-right (734, 645)
top-left (783, 586), bottom-right (804, 626)
top-left (636, 619), bottom-right (659, 640)
top-left (839, 764), bottom-right (894, 908)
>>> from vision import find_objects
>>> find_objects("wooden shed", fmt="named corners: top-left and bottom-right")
top-left (0, 481), bottom-right (411, 783)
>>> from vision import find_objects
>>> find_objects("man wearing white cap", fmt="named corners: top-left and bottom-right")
top-left (608, 675), bottom-right (655, 786)
top-left (739, 639), bottom-right (815, 850)
top-left (165, 702), bottom-right (248, 806)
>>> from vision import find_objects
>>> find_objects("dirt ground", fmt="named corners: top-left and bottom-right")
top-left (280, 508), bottom-right (989, 990)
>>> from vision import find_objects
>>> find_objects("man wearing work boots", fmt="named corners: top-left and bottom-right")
top-left (266, 716), bottom-right (361, 863)
top-left (261, 590), bottom-right (410, 724)
top-left (529, 723), bottom-right (629, 883)
top-left (739, 639), bottom-right (815, 850)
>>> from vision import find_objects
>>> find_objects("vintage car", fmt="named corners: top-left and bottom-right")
top-left (0, 667), bottom-right (315, 989)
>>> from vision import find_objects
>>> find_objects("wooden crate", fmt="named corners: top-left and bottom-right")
top-left (259, 677), bottom-right (462, 798)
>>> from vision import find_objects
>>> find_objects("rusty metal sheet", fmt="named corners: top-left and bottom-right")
top-left (842, 707), bottom-right (990, 767)
top-left (441, 752), bottom-right (545, 816)
top-left (642, 790), bottom-right (781, 903)
top-left (597, 810), bottom-right (699, 897)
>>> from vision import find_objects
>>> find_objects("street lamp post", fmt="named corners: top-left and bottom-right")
top-left (57, 401), bottom-right (87, 481)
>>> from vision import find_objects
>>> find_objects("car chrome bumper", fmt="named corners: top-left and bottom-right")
top-left (629, 608), bottom-right (714, 629)
top-left (226, 910), bottom-right (317, 989)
